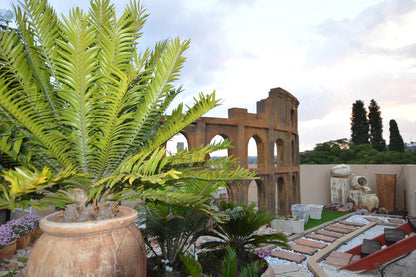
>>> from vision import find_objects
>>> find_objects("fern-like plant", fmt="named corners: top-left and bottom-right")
top-left (201, 202), bottom-right (289, 260)
top-left (0, 0), bottom-right (255, 221)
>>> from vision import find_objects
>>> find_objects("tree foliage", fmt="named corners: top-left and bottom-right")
top-left (301, 139), bottom-right (416, 164)
top-left (351, 100), bottom-right (369, 145)
top-left (368, 99), bottom-right (386, 151)
top-left (389, 119), bottom-right (405, 152)
top-left (0, 0), bottom-right (255, 215)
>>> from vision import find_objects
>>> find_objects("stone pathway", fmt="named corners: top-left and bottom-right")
top-left (265, 215), bottom-right (410, 276)
top-left (268, 220), bottom-right (366, 266)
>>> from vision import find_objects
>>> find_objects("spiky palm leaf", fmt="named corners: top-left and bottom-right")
top-left (0, 0), bottom-right (255, 216)
top-left (201, 202), bottom-right (289, 255)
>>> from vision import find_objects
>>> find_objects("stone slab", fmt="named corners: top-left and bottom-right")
top-left (272, 265), bottom-right (311, 277)
top-left (340, 220), bottom-right (366, 227)
top-left (293, 238), bottom-right (327, 249)
top-left (365, 217), bottom-right (384, 223)
top-left (305, 233), bottom-right (337, 243)
top-left (315, 229), bottom-right (344, 238)
top-left (388, 218), bottom-right (405, 224)
top-left (325, 251), bottom-right (353, 267)
top-left (324, 225), bottom-right (352, 234)
top-left (289, 243), bottom-right (317, 255)
top-left (271, 250), bottom-right (306, 264)
top-left (331, 223), bottom-right (358, 231)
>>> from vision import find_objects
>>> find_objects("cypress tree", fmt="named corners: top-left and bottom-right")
top-left (351, 100), bottom-right (369, 145)
top-left (368, 99), bottom-right (386, 151)
top-left (389, 119), bottom-right (405, 152)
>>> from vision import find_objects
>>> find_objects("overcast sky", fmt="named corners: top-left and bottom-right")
top-left (2, 0), bottom-right (416, 152)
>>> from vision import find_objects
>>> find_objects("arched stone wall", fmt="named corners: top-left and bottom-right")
top-left (181, 87), bottom-right (300, 215)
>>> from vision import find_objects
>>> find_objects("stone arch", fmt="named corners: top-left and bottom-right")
top-left (248, 180), bottom-right (258, 207)
top-left (276, 138), bottom-right (284, 166)
top-left (179, 88), bottom-right (300, 215)
top-left (247, 135), bottom-right (265, 169)
top-left (291, 139), bottom-right (295, 165)
top-left (276, 177), bottom-right (285, 215)
top-left (166, 132), bottom-right (189, 155)
top-left (208, 134), bottom-right (230, 158)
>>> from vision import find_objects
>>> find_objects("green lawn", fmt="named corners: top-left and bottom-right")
top-left (304, 210), bottom-right (349, 230)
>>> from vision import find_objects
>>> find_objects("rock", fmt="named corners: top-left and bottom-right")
top-left (331, 177), bottom-right (349, 205)
top-left (378, 207), bottom-right (389, 214)
top-left (346, 202), bottom-right (354, 211)
top-left (291, 204), bottom-right (310, 225)
top-left (356, 208), bottom-right (369, 215)
top-left (361, 194), bottom-right (379, 212)
top-left (351, 176), bottom-right (369, 190)
top-left (7, 262), bottom-right (19, 271)
top-left (330, 164), bottom-right (351, 177)
top-left (337, 207), bottom-right (349, 212)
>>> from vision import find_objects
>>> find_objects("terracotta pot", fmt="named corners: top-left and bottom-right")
top-left (30, 227), bottom-right (43, 242)
top-left (16, 233), bottom-right (31, 249)
top-left (26, 206), bottom-right (146, 276)
top-left (0, 240), bottom-right (17, 260)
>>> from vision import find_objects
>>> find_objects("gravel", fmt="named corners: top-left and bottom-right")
top-left (264, 214), bottom-right (415, 277)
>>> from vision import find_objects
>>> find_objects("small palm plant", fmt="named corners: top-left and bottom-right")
top-left (201, 201), bottom-right (289, 265)
top-left (0, 0), bottom-right (254, 221)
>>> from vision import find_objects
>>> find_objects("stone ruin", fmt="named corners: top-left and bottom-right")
top-left (329, 164), bottom-right (381, 213)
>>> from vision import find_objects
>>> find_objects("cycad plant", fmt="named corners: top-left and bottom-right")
top-left (0, 0), bottom-right (254, 221)
top-left (201, 202), bottom-right (289, 261)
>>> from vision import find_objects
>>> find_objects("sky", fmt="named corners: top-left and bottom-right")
top-left (2, 0), bottom-right (416, 152)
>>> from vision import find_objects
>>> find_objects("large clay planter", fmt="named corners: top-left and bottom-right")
top-left (26, 206), bottom-right (146, 277)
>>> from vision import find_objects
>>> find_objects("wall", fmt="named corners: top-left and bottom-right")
top-left (300, 164), bottom-right (416, 216)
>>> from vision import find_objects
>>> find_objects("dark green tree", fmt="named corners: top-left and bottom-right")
top-left (389, 119), bottom-right (405, 152)
top-left (351, 100), bottom-right (369, 145)
top-left (368, 99), bottom-right (386, 151)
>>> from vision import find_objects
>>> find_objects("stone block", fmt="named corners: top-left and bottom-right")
top-left (308, 204), bottom-right (323, 219)
top-left (331, 177), bottom-right (349, 205)
top-left (271, 218), bottom-right (304, 234)
top-left (291, 204), bottom-right (310, 225)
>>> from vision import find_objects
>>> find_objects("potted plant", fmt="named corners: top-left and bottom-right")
top-left (0, 223), bottom-right (19, 261)
top-left (8, 215), bottom-right (40, 249)
top-left (197, 202), bottom-right (289, 276)
top-left (271, 215), bottom-right (304, 234)
top-left (0, 0), bottom-right (255, 276)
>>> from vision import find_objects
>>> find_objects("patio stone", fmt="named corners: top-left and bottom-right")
top-left (293, 238), bottom-right (327, 249)
top-left (270, 250), bottom-right (306, 264)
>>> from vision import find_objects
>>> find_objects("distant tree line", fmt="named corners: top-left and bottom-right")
top-left (351, 99), bottom-right (404, 152)
top-left (300, 139), bottom-right (416, 164)
top-left (302, 99), bottom-right (411, 164)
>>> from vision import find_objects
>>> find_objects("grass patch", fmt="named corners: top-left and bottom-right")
top-left (304, 210), bottom-right (349, 230)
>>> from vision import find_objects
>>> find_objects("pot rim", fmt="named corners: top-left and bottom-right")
top-left (40, 206), bottom-right (138, 237)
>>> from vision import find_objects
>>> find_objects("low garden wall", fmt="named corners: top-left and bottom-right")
top-left (300, 164), bottom-right (416, 216)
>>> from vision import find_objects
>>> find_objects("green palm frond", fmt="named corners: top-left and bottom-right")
top-left (0, 0), bottom-right (255, 217)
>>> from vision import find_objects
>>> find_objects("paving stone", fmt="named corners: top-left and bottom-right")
top-left (365, 217), bottom-right (384, 223)
top-left (272, 265), bottom-right (311, 277)
top-left (350, 255), bottom-right (361, 264)
top-left (325, 251), bottom-right (353, 267)
top-left (270, 250), bottom-right (306, 264)
top-left (324, 225), bottom-right (352, 234)
top-left (331, 223), bottom-right (358, 231)
top-left (340, 220), bottom-right (366, 227)
top-left (388, 218), bottom-right (405, 224)
top-left (305, 233), bottom-right (337, 243)
top-left (316, 229), bottom-right (344, 238)
top-left (289, 243), bottom-right (317, 255)
top-left (293, 238), bottom-right (327, 249)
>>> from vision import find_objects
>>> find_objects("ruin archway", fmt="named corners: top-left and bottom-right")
top-left (180, 88), bottom-right (300, 214)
